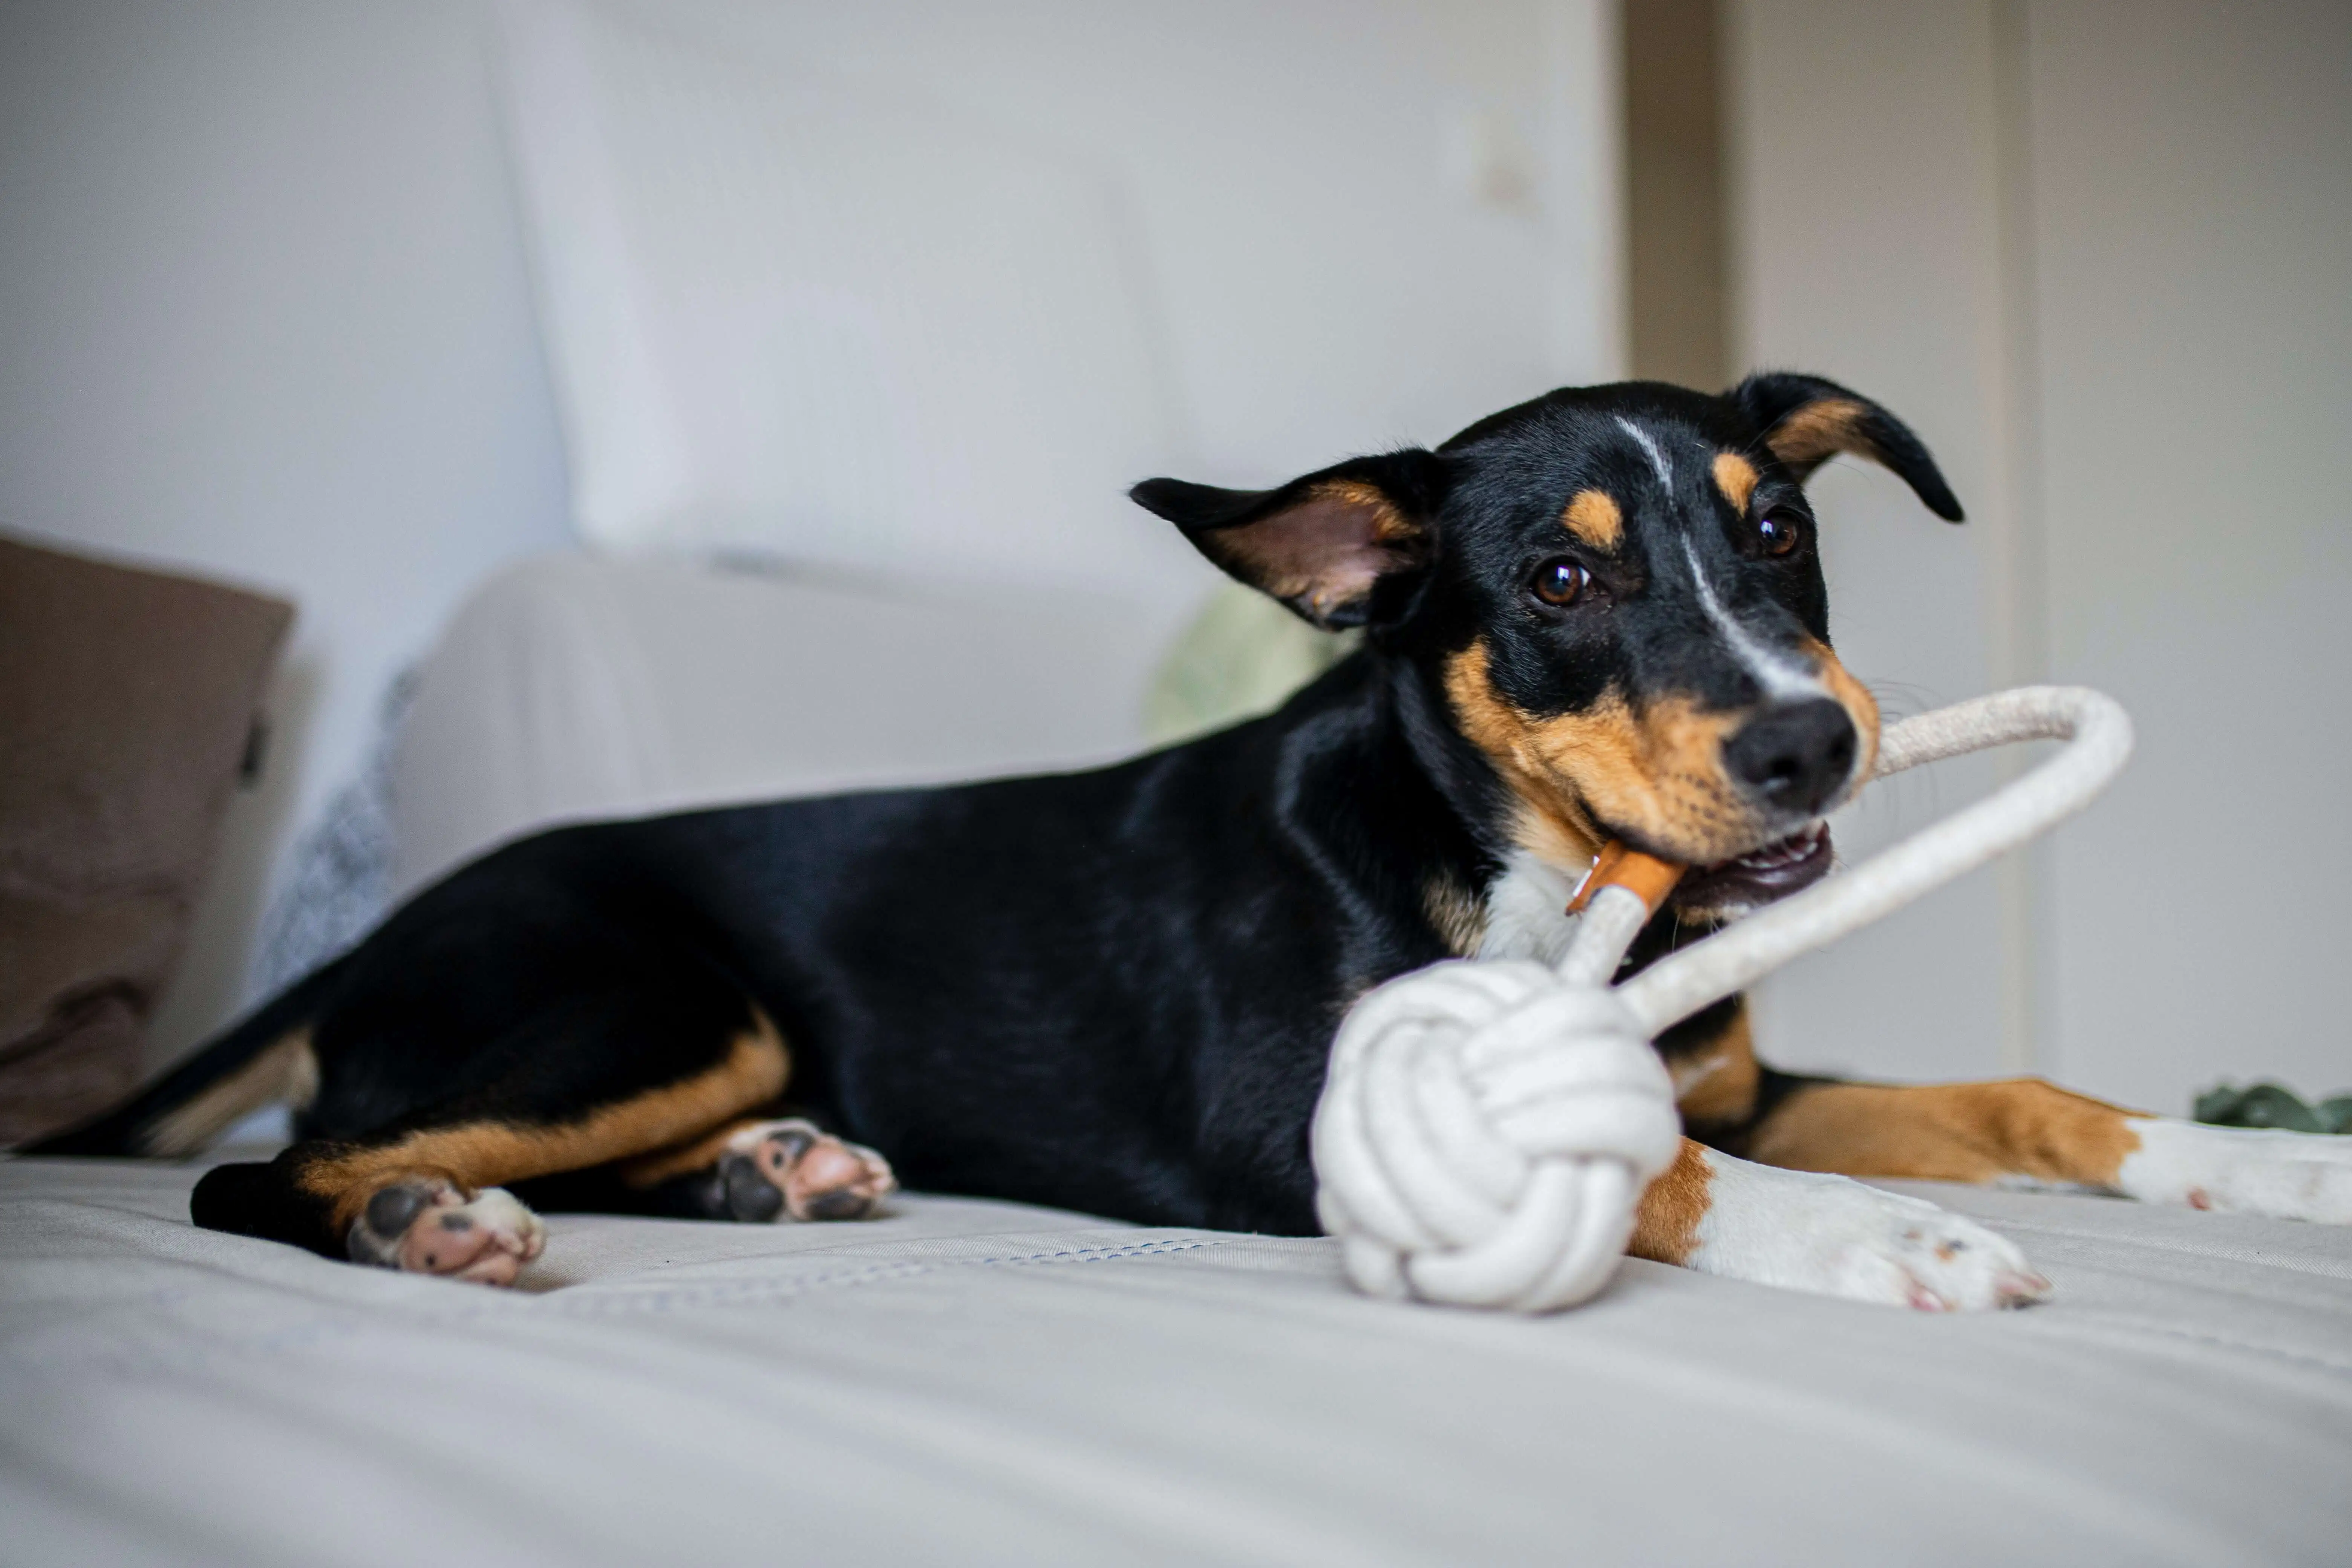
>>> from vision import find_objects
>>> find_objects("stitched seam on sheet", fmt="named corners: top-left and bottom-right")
top-left (0, 1237), bottom-right (1259, 1378)
top-left (533, 1235), bottom-right (1243, 1317)
top-left (1981, 1217), bottom-right (2352, 1282)
top-left (2030, 1315), bottom-right (2352, 1381)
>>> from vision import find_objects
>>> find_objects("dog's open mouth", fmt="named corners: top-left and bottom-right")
top-left (1668, 822), bottom-right (1833, 914)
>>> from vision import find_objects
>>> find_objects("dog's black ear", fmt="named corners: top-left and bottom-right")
top-left (1130, 450), bottom-right (1450, 629)
top-left (1728, 372), bottom-right (1965, 522)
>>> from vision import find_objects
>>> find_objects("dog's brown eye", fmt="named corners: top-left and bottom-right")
top-left (1531, 558), bottom-right (1589, 607)
top-left (1757, 510), bottom-right (1804, 557)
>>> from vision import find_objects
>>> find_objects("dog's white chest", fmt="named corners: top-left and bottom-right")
top-left (1475, 852), bottom-right (1588, 967)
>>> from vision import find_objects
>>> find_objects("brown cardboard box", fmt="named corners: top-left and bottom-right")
top-left (0, 534), bottom-right (291, 1144)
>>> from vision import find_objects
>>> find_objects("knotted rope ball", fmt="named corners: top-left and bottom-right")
top-left (1311, 686), bottom-right (2137, 1315)
top-left (1312, 957), bottom-right (1681, 1313)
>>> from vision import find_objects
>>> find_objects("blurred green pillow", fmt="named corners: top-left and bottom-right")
top-left (1144, 581), bottom-right (1361, 746)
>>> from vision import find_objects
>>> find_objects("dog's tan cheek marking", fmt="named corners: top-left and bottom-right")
top-left (1799, 636), bottom-right (1882, 784)
top-left (1746, 1078), bottom-right (2147, 1187)
top-left (1444, 643), bottom-right (1763, 864)
top-left (143, 1029), bottom-right (318, 1157)
top-left (1669, 1007), bottom-right (1761, 1129)
top-left (1629, 1138), bottom-right (1713, 1265)
top-left (1710, 453), bottom-right (1759, 512)
top-left (1560, 489), bottom-right (1623, 550)
top-left (1631, 695), bottom-right (1748, 839)
top-left (1443, 642), bottom-right (1609, 866)
top-left (301, 1011), bottom-right (791, 1231)
top-left (1764, 397), bottom-right (1875, 469)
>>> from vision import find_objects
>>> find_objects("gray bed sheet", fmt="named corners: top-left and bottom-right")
top-left (4, 1152), bottom-right (2348, 1566)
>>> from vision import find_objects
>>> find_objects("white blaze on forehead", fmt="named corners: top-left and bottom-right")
top-left (1615, 416), bottom-right (1674, 492)
top-left (1680, 536), bottom-right (1825, 700)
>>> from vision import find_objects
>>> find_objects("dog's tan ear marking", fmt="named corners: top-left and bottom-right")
top-left (1561, 488), bottom-right (1623, 550)
top-left (1728, 371), bottom-right (1965, 522)
top-left (1131, 451), bottom-right (1448, 630)
top-left (1757, 397), bottom-right (1874, 473)
top-left (1209, 479), bottom-right (1424, 626)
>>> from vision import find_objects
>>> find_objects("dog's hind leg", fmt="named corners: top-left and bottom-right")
top-left (191, 986), bottom-right (800, 1285)
top-left (1741, 1072), bottom-right (2352, 1224)
top-left (1663, 1000), bottom-right (2350, 1223)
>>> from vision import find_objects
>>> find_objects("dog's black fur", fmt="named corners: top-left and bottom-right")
top-left (31, 375), bottom-right (1963, 1261)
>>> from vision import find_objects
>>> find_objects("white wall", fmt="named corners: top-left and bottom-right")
top-left (0, 0), bottom-right (576, 1064)
top-left (2025, 0), bottom-right (2352, 1112)
top-left (1725, 0), bottom-right (2017, 1089)
top-left (0, 0), bottom-right (1622, 1065)
top-left (557, 0), bottom-right (1621, 485)
top-left (1728, 0), bottom-right (2352, 1112)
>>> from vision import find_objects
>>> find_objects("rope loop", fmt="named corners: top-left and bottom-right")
top-left (1311, 686), bottom-right (2135, 1315)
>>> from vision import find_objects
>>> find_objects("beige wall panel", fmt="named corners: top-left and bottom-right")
top-left (2027, 0), bottom-right (2352, 1110)
top-left (1726, 0), bottom-right (2016, 1086)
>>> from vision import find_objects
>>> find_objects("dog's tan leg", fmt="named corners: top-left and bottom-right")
top-left (1745, 1077), bottom-right (2138, 1185)
top-left (1747, 1076), bottom-right (2352, 1223)
top-left (1629, 1135), bottom-right (2049, 1311)
top-left (196, 1011), bottom-right (795, 1286)
top-left (1660, 1000), bottom-right (1762, 1135)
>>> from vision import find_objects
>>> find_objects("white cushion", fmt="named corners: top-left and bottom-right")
top-left (390, 553), bottom-right (1174, 893)
top-left (493, 0), bottom-right (1202, 600)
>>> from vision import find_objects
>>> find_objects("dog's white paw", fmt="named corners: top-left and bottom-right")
top-left (1689, 1154), bottom-right (2049, 1311)
top-left (715, 1118), bottom-right (897, 1223)
top-left (2117, 1118), bottom-right (2352, 1223)
top-left (346, 1179), bottom-right (547, 1286)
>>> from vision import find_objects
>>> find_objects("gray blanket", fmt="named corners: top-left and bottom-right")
top-left (3, 1154), bottom-right (2348, 1565)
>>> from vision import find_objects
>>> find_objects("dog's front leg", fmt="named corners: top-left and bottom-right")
top-left (1628, 1138), bottom-right (2052, 1311)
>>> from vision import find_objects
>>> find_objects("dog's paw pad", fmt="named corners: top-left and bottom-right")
top-left (719, 1119), bottom-right (897, 1223)
top-left (2120, 1120), bottom-right (2352, 1224)
top-left (347, 1179), bottom-right (547, 1286)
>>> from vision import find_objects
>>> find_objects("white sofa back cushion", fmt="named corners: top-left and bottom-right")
top-left (390, 555), bottom-right (1172, 894)
top-left (493, 0), bottom-right (1202, 598)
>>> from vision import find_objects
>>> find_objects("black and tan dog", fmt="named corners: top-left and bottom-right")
top-left (35, 375), bottom-right (2352, 1302)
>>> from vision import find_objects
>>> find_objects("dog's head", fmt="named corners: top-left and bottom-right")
top-left (1132, 374), bottom-right (1963, 916)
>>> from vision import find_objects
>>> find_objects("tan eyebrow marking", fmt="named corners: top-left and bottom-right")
top-left (1561, 488), bottom-right (1623, 550)
top-left (1712, 452), bottom-right (1759, 511)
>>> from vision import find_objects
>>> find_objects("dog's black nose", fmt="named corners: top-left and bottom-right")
top-left (1724, 700), bottom-right (1859, 816)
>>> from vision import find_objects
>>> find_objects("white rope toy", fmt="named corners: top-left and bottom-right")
top-left (1311, 685), bottom-right (2135, 1313)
